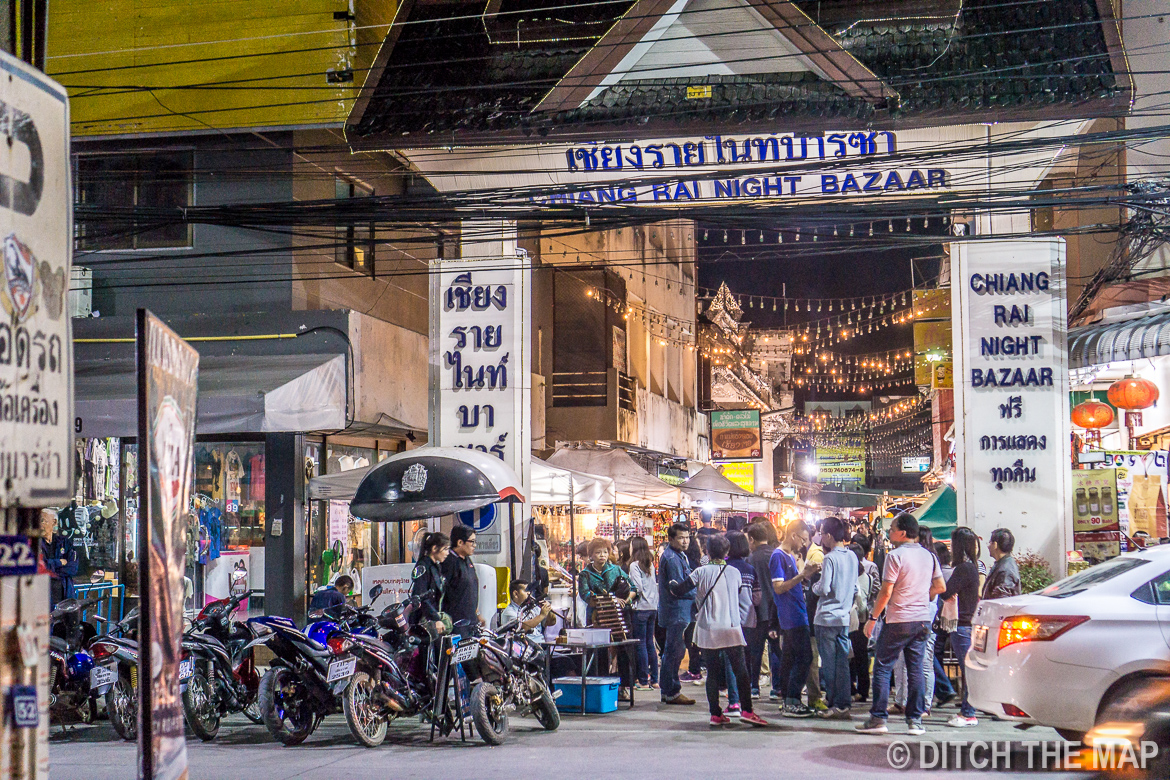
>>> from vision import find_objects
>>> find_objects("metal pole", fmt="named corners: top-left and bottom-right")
top-left (569, 477), bottom-right (577, 627)
top-left (508, 502), bottom-right (517, 577)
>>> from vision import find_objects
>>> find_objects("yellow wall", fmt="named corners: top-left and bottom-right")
top-left (47, 0), bottom-right (394, 135)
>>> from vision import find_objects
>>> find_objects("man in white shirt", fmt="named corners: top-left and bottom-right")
top-left (856, 513), bottom-right (945, 736)
top-left (499, 580), bottom-right (550, 643)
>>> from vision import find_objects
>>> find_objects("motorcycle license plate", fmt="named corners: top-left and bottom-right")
top-left (327, 657), bottom-right (357, 683)
top-left (973, 625), bottom-right (988, 653)
top-left (178, 660), bottom-right (193, 681)
top-left (452, 642), bottom-right (479, 664)
top-left (90, 663), bottom-right (118, 690)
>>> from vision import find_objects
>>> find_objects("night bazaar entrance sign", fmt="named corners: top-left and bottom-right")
top-left (398, 126), bottom-right (1026, 206)
top-left (952, 240), bottom-right (1071, 572)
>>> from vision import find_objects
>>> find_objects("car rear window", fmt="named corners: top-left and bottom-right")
top-left (1040, 557), bottom-right (1151, 598)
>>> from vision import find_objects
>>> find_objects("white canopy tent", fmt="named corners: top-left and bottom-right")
top-left (545, 448), bottom-right (683, 507)
top-left (680, 464), bottom-right (775, 512)
top-left (308, 455), bottom-right (616, 504)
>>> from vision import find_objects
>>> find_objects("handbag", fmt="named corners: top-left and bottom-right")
top-left (939, 595), bottom-right (960, 632)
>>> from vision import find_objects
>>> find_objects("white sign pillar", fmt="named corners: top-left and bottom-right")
top-left (952, 239), bottom-right (1071, 572)
top-left (429, 221), bottom-right (532, 572)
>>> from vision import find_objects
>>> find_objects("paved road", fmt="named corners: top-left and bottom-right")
top-left (52, 687), bottom-right (1093, 779)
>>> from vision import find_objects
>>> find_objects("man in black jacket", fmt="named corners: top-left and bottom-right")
top-left (745, 522), bottom-right (782, 698)
top-left (983, 528), bottom-right (1022, 599)
top-left (441, 525), bottom-right (483, 638)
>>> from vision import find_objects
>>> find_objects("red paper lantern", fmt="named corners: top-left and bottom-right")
top-left (1071, 400), bottom-right (1114, 429)
top-left (1107, 376), bottom-right (1160, 411)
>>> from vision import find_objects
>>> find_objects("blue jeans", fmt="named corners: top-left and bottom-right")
top-left (870, 620), bottom-right (930, 722)
top-left (815, 625), bottom-right (851, 710)
top-left (778, 625), bottom-right (813, 706)
top-left (631, 610), bottom-right (659, 685)
top-left (661, 621), bottom-right (688, 699)
top-left (721, 653), bottom-right (740, 706)
top-left (950, 626), bottom-right (977, 717)
top-left (934, 635), bottom-right (956, 699)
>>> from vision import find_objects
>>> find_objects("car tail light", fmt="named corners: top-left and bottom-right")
top-left (327, 635), bottom-right (352, 655)
top-left (1003, 703), bottom-right (1030, 718)
top-left (998, 615), bottom-right (1088, 651)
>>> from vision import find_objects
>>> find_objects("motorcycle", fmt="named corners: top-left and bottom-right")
top-left (88, 608), bottom-right (140, 741)
top-left (456, 611), bottom-right (560, 745)
top-left (48, 596), bottom-right (103, 725)
top-left (247, 605), bottom-right (374, 745)
top-left (336, 592), bottom-right (447, 747)
top-left (180, 589), bottom-right (263, 740)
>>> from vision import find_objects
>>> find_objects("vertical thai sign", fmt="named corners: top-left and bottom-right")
top-left (429, 226), bottom-right (531, 569)
top-left (0, 51), bottom-right (72, 780)
top-left (952, 239), bottom-right (1071, 570)
top-left (136, 310), bottom-right (197, 780)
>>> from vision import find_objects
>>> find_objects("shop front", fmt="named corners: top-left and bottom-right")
top-left (72, 310), bottom-right (425, 621)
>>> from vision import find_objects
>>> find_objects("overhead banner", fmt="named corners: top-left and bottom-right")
top-left (816, 441), bottom-right (866, 485)
top-left (429, 227), bottom-right (531, 568)
top-left (0, 51), bottom-right (73, 506)
top-left (952, 240), bottom-right (1071, 570)
top-left (137, 310), bottom-right (198, 780)
top-left (710, 409), bottom-right (762, 462)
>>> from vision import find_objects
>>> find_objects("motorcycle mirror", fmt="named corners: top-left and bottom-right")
top-left (369, 584), bottom-right (383, 601)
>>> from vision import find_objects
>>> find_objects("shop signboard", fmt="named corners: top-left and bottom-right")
top-left (952, 240), bottom-right (1071, 570)
top-left (709, 409), bottom-right (762, 462)
top-left (1100, 451), bottom-right (1169, 538)
top-left (1071, 469), bottom-right (1119, 533)
top-left (0, 52), bottom-right (73, 507)
top-left (429, 232), bottom-right (532, 568)
top-left (136, 310), bottom-right (198, 780)
top-left (815, 440), bottom-right (865, 484)
top-left (719, 462), bottom-right (755, 493)
top-left (902, 456), bottom-right (931, 473)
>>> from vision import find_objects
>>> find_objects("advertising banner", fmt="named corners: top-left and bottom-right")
top-left (902, 456), bottom-right (931, 473)
top-left (1101, 450), bottom-right (1169, 538)
top-left (816, 441), bottom-right (866, 485)
top-left (1071, 469), bottom-right (1119, 533)
top-left (710, 409), bottom-right (762, 462)
top-left (0, 51), bottom-right (73, 506)
top-left (137, 310), bottom-right (198, 780)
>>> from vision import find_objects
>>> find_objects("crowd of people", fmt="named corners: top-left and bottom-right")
top-left (568, 512), bottom-right (1024, 732)
top-left (396, 512), bottom-right (1025, 733)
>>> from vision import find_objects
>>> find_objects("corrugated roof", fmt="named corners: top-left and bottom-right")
top-left (1068, 310), bottom-right (1170, 369)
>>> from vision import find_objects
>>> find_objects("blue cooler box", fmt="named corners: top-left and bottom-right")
top-left (552, 677), bottom-right (619, 713)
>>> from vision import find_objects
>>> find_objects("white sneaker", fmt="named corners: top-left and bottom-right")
top-left (947, 715), bottom-right (978, 728)
top-left (907, 719), bottom-right (926, 736)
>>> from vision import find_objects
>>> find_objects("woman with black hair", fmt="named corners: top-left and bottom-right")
top-left (942, 527), bottom-right (982, 728)
top-left (411, 531), bottom-right (451, 636)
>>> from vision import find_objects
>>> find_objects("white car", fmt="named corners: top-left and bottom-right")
top-left (965, 547), bottom-right (1170, 740)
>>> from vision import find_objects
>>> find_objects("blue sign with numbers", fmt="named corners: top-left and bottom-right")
top-left (457, 503), bottom-right (496, 532)
top-left (0, 536), bottom-right (37, 576)
top-left (10, 685), bottom-right (37, 728)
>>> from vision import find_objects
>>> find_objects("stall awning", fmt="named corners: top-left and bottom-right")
top-left (680, 465), bottom-right (774, 512)
top-left (76, 353), bottom-right (347, 438)
top-left (546, 448), bottom-right (682, 507)
top-left (308, 455), bottom-right (617, 506)
top-left (1069, 309), bottom-right (1170, 369)
top-left (910, 485), bottom-right (958, 541)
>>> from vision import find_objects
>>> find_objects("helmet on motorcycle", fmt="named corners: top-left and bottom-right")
top-left (306, 620), bottom-right (340, 646)
top-left (66, 651), bottom-right (95, 679)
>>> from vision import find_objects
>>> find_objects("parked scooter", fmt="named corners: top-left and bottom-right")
top-left (180, 589), bottom-right (263, 740)
top-left (247, 605), bottom-right (374, 745)
top-left (48, 596), bottom-right (104, 725)
top-left (88, 609), bottom-right (140, 741)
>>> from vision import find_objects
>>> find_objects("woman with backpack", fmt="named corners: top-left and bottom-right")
top-left (669, 534), bottom-right (768, 727)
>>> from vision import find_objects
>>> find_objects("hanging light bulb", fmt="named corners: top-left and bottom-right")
top-left (868, 223), bottom-right (874, 237)
top-left (759, 231), bottom-right (765, 243)
top-left (812, 228), bottom-right (818, 242)
top-left (773, 300), bottom-right (778, 312)
top-left (795, 229), bottom-right (801, 242)
top-left (723, 230), bottom-right (728, 242)
top-left (741, 231), bottom-right (746, 245)
top-left (906, 218), bottom-right (912, 232)
top-left (778, 231), bottom-right (784, 243)
top-left (818, 301), bottom-right (822, 312)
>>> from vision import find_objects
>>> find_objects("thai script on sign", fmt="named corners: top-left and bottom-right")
top-left (564, 132), bottom-right (897, 172)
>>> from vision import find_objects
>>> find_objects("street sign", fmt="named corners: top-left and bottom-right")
top-left (0, 51), bottom-right (72, 506)
top-left (457, 503), bottom-right (496, 532)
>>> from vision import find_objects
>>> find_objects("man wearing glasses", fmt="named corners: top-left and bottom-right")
top-left (442, 524), bottom-right (485, 639)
